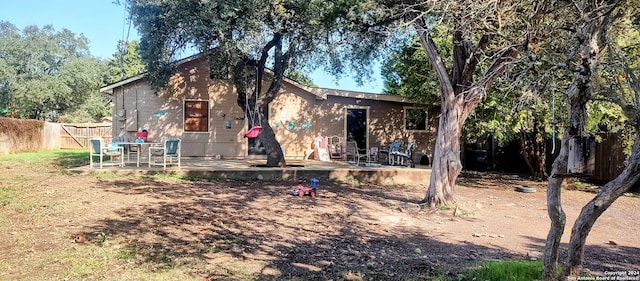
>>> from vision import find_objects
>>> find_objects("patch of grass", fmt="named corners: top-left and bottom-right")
top-left (116, 248), bottom-right (137, 260)
top-left (461, 259), bottom-right (542, 281)
top-left (0, 211), bottom-right (8, 225)
top-left (142, 173), bottom-right (186, 181)
top-left (0, 149), bottom-right (88, 171)
top-left (0, 187), bottom-right (13, 206)
top-left (342, 270), bottom-right (365, 280)
top-left (454, 208), bottom-right (476, 218)
top-left (12, 198), bottom-right (38, 212)
top-left (46, 243), bottom-right (185, 280)
top-left (92, 172), bottom-right (127, 179)
top-left (438, 204), bottom-right (455, 211)
top-left (52, 150), bottom-right (90, 169)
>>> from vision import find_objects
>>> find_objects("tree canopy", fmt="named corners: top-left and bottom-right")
top-left (0, 21), bottom-right (108, 122)
top-left (106, 40), bottom-right (146, 84)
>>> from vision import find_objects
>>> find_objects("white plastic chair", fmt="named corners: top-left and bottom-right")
top-left (89, 138), bottom-right (124, 168)
top-left (148, 137), bottom-right (181, 169)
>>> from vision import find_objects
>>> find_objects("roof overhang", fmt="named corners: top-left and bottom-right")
top-left (99, 53), bottom-right (205, 95)
top-left (100, 73), bottom-right (146, 94)
top-left (300, 86), bottom-right (413, 103)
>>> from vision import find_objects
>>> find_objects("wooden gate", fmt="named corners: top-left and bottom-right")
top-left (59, 123), bottom-right (112, 149)
top-left (592, 134), bottom-right (626, 182)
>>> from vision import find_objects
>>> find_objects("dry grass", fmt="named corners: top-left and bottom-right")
top-left (0, 117), bottom-right (44, 154)
top-left (1, 150), bottom-right (638, 281)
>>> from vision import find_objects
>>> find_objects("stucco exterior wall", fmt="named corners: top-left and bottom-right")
top-left (269, 89), bottom-right (437, 160)
top-left (269, 83), bottom-right (320, 159)
top-left (109, 56), bottom-right (436, 161)
top-left (112, 58), bottom-right (246, 158)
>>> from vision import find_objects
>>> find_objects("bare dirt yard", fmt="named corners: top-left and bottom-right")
top-left (0, 151), bottom-right (638, 280)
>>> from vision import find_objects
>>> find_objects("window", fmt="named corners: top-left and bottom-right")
top-left (184, 100), bottom-right (209, 132)
top-left (404, 107), bottom-right (427, 131)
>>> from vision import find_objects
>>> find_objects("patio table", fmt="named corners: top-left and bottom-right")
top-left (117, 142), bottom-right (160, 167)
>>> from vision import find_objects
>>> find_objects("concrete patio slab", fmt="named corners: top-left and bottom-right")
top-left (70, 158), bottom-right (432, 185)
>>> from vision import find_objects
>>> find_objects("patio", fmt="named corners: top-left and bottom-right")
top-left (69, 158), bottom-right (432, 185)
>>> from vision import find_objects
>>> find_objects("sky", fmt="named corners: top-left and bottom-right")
top-left (0, 0), bottom-right (383, 93)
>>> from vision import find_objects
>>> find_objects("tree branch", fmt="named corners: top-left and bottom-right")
top-left (412, 17), bottom-right (455, 102)
top-left (480, 44), bottom-right (524, 90)
top-left (460, 33), bottom-right (491, 87)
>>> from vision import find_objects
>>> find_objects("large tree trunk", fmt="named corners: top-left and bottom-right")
top-left (412, 16), bottom-right (520, 206)
top-left (562, 133), bottom-right (640, 278)
top-left (542, 133), bottom-right (569, 281)
top-left (257, 36), bottom-right (290, 167)
top-left (423, 94), bottom-right (464, 206)
top-left (258, 118), bottom-right (286, 167)
top-left (542, 1), bottom-right (618, 279)
top-left (233, 33), bottom-right (290, 167)
top-left (543, 73), bottom-right (592, 281)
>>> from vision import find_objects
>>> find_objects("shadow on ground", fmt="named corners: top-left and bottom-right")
top-left (83, 178), bottom-right (636, 280)
top-left (522, 236), bottom-right (639, 274)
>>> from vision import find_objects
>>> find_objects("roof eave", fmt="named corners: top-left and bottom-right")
top-left (307, 87), bottom-right (414, 103)
top-left (99, 53), bottom-right (205, 94)
top-left (99, 73), bottom-right (147, 94)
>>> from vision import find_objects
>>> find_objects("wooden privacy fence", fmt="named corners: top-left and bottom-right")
top-left (52, 123), bottom-right (113, 149)
top-left (591, 134), bottom-right (626, 183)
top-left (1, 118), bottom-right (113, 154)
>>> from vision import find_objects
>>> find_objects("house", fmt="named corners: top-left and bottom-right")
top-left (99, 54), bottom-right (437, 162)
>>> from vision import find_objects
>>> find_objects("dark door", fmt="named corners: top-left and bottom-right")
top-left (347, 108), bottom-right (367, 150)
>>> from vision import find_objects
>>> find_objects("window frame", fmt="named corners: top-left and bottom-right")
top-left (183, 99), bottom-right (210, 133)
top-left (403, 106), bottom-right (428, 132)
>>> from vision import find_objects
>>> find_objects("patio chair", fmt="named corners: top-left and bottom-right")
top-left (345, 141), bottom-right (369, 166)
top-left (149, 137), bottom-right (181, 169)
top-left (89, 138), bottom-right (124, 168)
top-left (328, 135), bottom-right (345, 160)
top-left (393, 140), bottom-right (417, 166)
top-left (112, 136), bottom-right (139, 163)
top-left (368, 147), bottom-right (379, 165)
top-left (381, 141), bottom-right (403, 165)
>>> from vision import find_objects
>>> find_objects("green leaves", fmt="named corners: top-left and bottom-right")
top-left (106, 40), bottom-right (146, 84)
top-left (381, 31), bottom-right (450, 105)
top-left (0, 21), bottom-right (107, 121)
top-left (127, 0), bottom-right (397, 88)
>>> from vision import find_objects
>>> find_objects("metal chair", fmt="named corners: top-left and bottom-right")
top-left (345, 141), bottom-right (369, 166)
top-left (328, 135), bottom-right (345, 160)
top-left (393, 141), bottom-right (417, 166)
top-left (385, 141), bottom-right (403, 165)
top-left (112, 136), bottom-right (138, 164)
top-left (149, 137), bottom-right (181, 169)
top-left (89, 138), bottom-right (124, 168)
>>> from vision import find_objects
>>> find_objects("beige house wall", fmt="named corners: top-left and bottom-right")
top-left (108, 55), bottom-right (437, 161)
top-left (111, 58), bottom-right (246, 158)
top-left (269, 87), bottom-right (437, 160)
top-left (269, 83), bottom-right (321, 159)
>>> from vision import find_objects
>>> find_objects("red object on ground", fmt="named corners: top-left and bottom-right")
top-left (293, 184), bottom-right (316, 197)
top-left (75, 234), bottom-right (86, 243)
